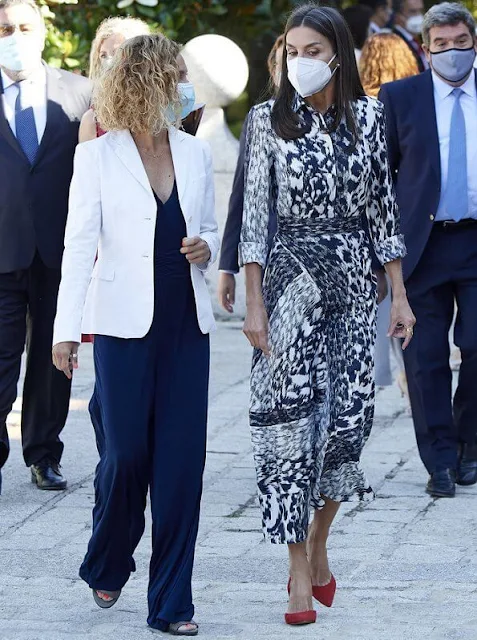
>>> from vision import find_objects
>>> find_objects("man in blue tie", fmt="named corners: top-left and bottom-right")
top-left (379, 2), bottom-right (477, 498)
top-left (0, 0), bottom-right (90, 494)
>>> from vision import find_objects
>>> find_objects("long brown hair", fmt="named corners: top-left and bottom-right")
top-left (272, 4), bottom-right (365, 142)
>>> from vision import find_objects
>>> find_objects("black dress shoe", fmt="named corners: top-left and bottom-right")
top-left (456, 444), bottom-right (477, 486)
top-left (31, 459), bottom-right (67, 491)
top-left (426, 469), bottom-right (456, 498)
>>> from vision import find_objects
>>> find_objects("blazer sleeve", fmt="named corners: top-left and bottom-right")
top-left (218, 112), bottom-right (249, 273)
top-left (238, 105), bottom-right (273, 268)
top-left (366, 100), bottom-right (406, 265)
top-left (53, 142), bottom-right (101, 345)
top-left (197, 140), bottom-right (220, 273)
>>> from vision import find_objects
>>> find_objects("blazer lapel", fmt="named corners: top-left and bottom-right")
top-left (108, 129), bottom-right (152, 195)
top-left (0, 71), bottom-right (29, 163)
top-left (420, 70), bottom-right (441, 182)
top-left (169, 127), bottom-right (188, 208)
top-left (109, 127), bottom-right (188, 202)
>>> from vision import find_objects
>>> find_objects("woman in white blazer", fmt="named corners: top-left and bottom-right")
top-left (52, 34), bottom-right (219, 637)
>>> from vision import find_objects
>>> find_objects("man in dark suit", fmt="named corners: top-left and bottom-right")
top-left (391, 0), bottom-right (428, 72)
top-left (0, 0), bottom-right (90, 493)
top-left (379, 2), bottom-right (477, 498)
top-left (358, 0), bottom-right (391, 35)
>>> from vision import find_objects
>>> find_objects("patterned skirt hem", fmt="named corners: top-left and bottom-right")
top-left (310, 487), bottom-right (375, 511)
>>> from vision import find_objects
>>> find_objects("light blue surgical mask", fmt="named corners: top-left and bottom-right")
top-left (178, 82), bottom-right (196, 119)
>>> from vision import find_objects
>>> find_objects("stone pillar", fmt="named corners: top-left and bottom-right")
top-left (182, 35), bottom-right (249, 319)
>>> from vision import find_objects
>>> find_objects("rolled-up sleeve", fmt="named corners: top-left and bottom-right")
top-left (238, 105), bottom-right (273, 268)
top-left (366, 100), bottom-right (406, 265)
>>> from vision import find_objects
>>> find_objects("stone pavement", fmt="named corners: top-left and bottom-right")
top-left (1, 322), bottom-right (476, 640)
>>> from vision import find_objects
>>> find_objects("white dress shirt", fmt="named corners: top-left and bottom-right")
top-left (1, 67), bottom-right (47, 142)
top-left (369, 21), bottom-right (382, 35)
top-left (433, 70), bottom-right (477, 221)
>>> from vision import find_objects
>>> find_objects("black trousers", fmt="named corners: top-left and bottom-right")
top-left (403, 224), bottom-right (477, 473)
top-left (0, 253), bottom-right (71, 468)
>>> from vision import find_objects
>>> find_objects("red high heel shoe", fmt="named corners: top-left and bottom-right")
top-left (312, 574), bottom-right (336, 607)
top-left (285, 578), bottom-right (316, 626)
top-left (284, 610), bottom-right (317, 626)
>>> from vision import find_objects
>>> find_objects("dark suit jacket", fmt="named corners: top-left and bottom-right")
top-left (219, 109), bottom-right (277, 273)
top-left (0, 64), bottom-right (91, 273)
top-left (392, 27), bottom-right (427, 73)
top-left (378, 69), bottom-right (477, 281)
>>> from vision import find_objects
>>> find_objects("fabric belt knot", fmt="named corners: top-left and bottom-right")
top-left (15, 81), bottom-right (39, 165)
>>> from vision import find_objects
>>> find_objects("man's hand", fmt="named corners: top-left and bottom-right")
top-left (218, 272), bottom-right (236, 313)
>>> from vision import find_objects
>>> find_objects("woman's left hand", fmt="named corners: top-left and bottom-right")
top-left (180, 236), bottom-right (210, 265)
top-left (388, 294), bottom-right (416, 350)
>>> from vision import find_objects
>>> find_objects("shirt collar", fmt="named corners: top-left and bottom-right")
top-left (293, 93), bottom-right (336, 116)
top-left (432, 68), bottom-right (477, 100)
top-left (1, 69), bottom-right (16, 92)
top-left (1, 65), bottom-right (46, 93)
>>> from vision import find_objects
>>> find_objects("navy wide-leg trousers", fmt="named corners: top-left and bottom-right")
top-left (79, 277), bottom-right (209, 631)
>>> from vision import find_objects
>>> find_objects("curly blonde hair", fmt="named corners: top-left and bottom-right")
top-left (93, 34), bottom-right (181, 135)
top-left (89, 16), bottom-right (150, 81)
top-left (359, 32), bottom-right (419, 98)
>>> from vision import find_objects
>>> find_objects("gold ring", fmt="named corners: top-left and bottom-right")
top-left (406, 326), bottom-right (413, 334)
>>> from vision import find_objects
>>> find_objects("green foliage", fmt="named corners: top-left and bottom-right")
top-left (39, 0), bottom-right (477, 72)
top-left (39, 0), bottom-right (301, 72)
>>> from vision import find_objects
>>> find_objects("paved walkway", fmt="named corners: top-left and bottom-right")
top-left (1, 322), bottom-right (476, 640)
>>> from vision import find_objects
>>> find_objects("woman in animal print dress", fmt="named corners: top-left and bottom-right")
top-left (239, 4), bottom-right (415, 626)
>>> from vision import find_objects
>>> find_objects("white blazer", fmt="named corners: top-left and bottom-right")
top-left (53, 128), bottom-right (219, 345)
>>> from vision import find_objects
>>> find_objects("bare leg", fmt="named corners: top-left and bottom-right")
top-left (287, 542), bottom-right (313, 614)
top-left (307, 498), bottom-right (340, 586)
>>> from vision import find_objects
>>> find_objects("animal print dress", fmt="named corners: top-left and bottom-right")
top-left (238, 96), bottom-right (406, 544)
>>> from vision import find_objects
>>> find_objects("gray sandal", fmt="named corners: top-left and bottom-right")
top-left (167, 621), bottom-right (199, 636)
top-left (92, 588), bottom-right (121, 609)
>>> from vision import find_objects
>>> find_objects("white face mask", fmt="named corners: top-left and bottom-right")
top-left (0, 32), bottom-right (43, 72)
top-left (287, 54), bottom-right (338, 98)
top-left (406, 14), bottom-right (424, 35)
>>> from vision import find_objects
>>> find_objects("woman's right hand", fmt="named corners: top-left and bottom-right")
top-left (243, 302), bottom-right (270, 356)
top-left (52, 342), bottom-right (80, 379)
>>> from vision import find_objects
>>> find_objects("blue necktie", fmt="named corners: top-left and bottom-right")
top-left (445, 88), bottom-right (468, 222)
top-left (15, 82), bottom-right (39, 165)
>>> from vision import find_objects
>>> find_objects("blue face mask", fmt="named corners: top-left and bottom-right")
top-left (178, 82), bottom-right (196, 119)
top-left (430, 47), bottom-right (476, 83)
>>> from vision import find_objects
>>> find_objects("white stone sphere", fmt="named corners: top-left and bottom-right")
top-left (182, 34), bottom-right (249, 108)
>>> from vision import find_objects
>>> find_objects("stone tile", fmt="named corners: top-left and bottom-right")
top-left (2, 325), bottom-right (476, 640)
